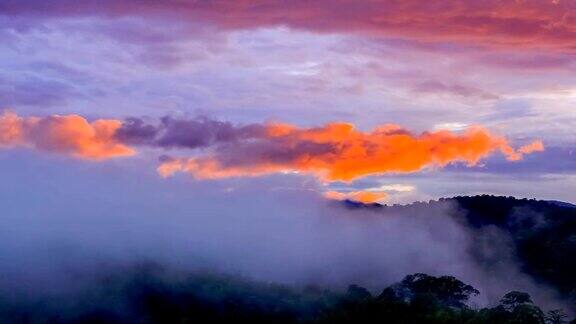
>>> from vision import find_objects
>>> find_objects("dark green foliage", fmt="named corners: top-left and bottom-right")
top-left (1, 195), bottom-right (574, 323)
top-left (345, 284), bottom-right (372, 301)
top-left (346, 195), bottom-right (576, 307)
top-left (0, 264), bottom-right (338, 323)
top-left (500, 291), bottom-right (534, 311)
top-left (451, 195), bottom-right (576, 304)
top-left (0, 268), bottom-right (571, 323)
top-left (509, 304), bottom-right (546, 324)
top-left (546, 309), bottom-right (569, 324)
top-left (321, 275), bottom-right (556, 324)
top-left (396, 273), bottom-right (480, 308)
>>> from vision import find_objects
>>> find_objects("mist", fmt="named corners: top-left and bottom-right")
top-left (0, 151), bottom-right (568, 313)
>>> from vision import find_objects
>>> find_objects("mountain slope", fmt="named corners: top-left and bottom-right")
top-left (344, 195), bottom-right (576, 306)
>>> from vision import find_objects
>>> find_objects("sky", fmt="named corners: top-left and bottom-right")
top-left (0, 0), bottom-right (575, 204)
top-left (2, 2), bottom-right (576, 311)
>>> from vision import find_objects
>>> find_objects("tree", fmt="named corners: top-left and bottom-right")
top-left (398, 273), bottom-right (479, 308)
top-left (546, 309), bottom-right (568, 324)
top-left (500, 291), bottom-right (533, 311)
top-left (346, 284), bottom-right (372, 301)
top-left (377, 287), bottom-right (400, 302)
top-left (510, 304), bottom-right (545, 324)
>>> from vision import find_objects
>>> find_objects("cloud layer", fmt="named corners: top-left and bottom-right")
top-left (2, 0), bottom-right (575, 52)
top-left (0, 112), bottom-right (544, 183)
top-left (0, 111), bottom-right (134, 159)
top-left (151, 119), bottom-right (543, 182)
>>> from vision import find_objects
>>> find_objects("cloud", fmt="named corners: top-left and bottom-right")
top-left (0, 113), bottom-right (544, 180)
top-left (151, 119), bottom-right (543, 182)
top-left (413, 80), bottom-right (500, 100)
top-left (479, 53), bottom-right (576, 71)
top-left (324, 190), bottom-right (388, 204)
top-left (0, 111), bottom-right (134, 159)
top-left (0, 74), bottom-right (79, 108)
top-left (451, 145), bottom-right (573, 176)
top-left (518, 140), bottom-right (545, 155)
top-left (0, 156), bottom-right (568, 311)
top-left (115, 116), bottom-right (267, 148)
top-left (368, 184), bottom-right (416, 193)
top-left (1, 0), bottom-right (575, 52)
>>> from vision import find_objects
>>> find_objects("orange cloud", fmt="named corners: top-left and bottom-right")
top-left (0, 112), bottom-right (544, 180)
top-left (0, 111), bottom-right (135, 160)
top-left (157, 122), bottom-right (543, 182)
top-left (518, 140), bottom-right (545, 155)
top-left (324, 190), bottom-right (388, 204)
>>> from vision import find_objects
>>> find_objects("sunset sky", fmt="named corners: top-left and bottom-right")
top-left (1, 0), bottom-right (575, 204)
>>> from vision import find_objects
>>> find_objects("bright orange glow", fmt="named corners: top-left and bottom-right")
top-left (323, 190), bottom-right (388, 204)
top-left (157, 158), bottom-right (283, 179)
top-left (158, 122), bottom-right (543, 182)
top-left (0, 112), bottom-right (544, 178)
top-left (0, 111), bottom-right (135, 160)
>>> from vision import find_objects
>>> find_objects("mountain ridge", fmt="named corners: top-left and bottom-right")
top-left (340, 194), bottom-right (576, 309)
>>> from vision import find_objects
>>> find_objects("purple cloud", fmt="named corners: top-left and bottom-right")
top-left (115, 116), bottom-right (268, 149)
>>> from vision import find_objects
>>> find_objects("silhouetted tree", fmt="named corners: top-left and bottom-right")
top-left (397, 273), bottom-right (479, 308)
top-left (346, 284), bottom-right (372, 301)
top-left (546, 309), bottom-right (569, 324)
top-left (500, 291), bottom-right (533, 311)
top-left (510, 304), bottom-right (545, 324)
